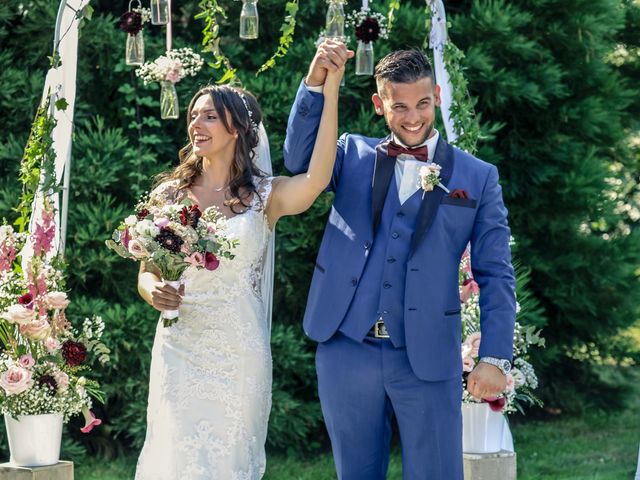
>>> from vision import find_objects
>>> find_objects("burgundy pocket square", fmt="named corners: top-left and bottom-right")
top-left (449, 189), bottom-right (469, 199)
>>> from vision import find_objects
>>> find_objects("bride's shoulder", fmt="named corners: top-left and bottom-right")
top-left (253, 175), bottom-right (275, 209)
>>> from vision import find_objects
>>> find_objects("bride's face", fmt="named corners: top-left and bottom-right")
top-left (188, 94), bottom-right (237, 159)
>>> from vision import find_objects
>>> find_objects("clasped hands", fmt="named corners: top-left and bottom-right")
top-left (466, 362), bottom-right (507, 400)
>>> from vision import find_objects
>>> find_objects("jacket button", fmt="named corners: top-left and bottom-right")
top-left (397, 212), bottom-right (405, 218)
top-left (364, 241), bottom-right (371, 249)
top-left (351, 277), bottom-right (358, 286)
top-left (387, 257), bottom-right (396, 263)
top-left (383, 282), bottom-right (391, 289)
top-left (392, 232), bottom-right (399, 239)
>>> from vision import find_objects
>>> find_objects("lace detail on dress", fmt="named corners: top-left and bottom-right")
top-left (135, 176), bottom-right (274, 480)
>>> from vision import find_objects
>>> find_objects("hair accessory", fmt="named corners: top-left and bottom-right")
top-left (236, 90), bottom-right (259, 133)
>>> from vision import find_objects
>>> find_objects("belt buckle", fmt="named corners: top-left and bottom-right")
top-left (374, 319), bottom-right (390, 339)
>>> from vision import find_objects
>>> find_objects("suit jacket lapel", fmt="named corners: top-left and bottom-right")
top-left (372, 138), bottom-right (395, 232)
top-left (409, 137), bottom-right (454, 257)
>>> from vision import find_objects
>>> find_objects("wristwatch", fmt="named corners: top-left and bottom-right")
top-left (479, 357), bottom-right (511, 375)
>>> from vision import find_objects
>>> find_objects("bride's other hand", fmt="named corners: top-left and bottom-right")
top-left (150, 281), bottom-right (184, 313)
top-left (324, 67), bottom-right (345, 97)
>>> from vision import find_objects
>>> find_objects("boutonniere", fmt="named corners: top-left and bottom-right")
top-left (418, 164), bottom-right (450, 198)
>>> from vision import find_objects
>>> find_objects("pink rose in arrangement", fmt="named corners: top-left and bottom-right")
top-left (165, 69), bottom-right (181, 83)
top-left (204, 252), bottom-right (220, 271)
top-left (80, 407), bottom-right (102, 433)
top-left (44, 337), bottom-right (62, 353)
top-left (0, 366), bottom-right (33, 395)
top-left (505, 373), bottom-right (515, 392)
top-left (484, 395), bottom-right (507, 413)
top-left (185, 252), bottom-right (205, 268)
top-left (460, 278), bottom-right (480, 303)
top-left (55, 371), bottom-right (70, 392)
top-left (18, 354), bottom-right (35, 369)
top-left (45, 291), bottom-right (70, 310)
top-left (128, 239), bottom-right (149, 259)
top-left (462, 356), bottom-right (475, 373)
top-left (154, 217), bottom-right (170, 228)
top-left (464, 332), bottom-right (482, 358)
top-left (19, 318), bottom-right (51, 341)
top-left (2, 304), bottom-right (38, 325)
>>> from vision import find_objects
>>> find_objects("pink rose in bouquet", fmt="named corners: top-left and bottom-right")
top-left (0, 366), bottom-right (33, 395)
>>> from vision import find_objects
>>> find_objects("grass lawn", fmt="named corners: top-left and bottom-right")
top-left (75, 388), bottom-right (639, 480)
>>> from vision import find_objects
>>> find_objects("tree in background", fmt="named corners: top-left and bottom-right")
top-left (0, 0), bottom-right (638, 459)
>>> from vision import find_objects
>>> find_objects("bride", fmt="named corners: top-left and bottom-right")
top-left (134, 52), bottom-right (347, 478)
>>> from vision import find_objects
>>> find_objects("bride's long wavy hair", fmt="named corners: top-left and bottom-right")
top-left (155, 85), bottom-right (265, 214)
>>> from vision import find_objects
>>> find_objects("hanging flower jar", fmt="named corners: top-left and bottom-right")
top-left (150, 0), bottom-right (170, 25)
top-left (135, 48), bottom-right (204, 120)
top-left (347, 7), bottom-right (388, 76)
top-left (325, 0), bottom-right (346, 40)
top-left (119, 2), bottom-right (151, 66)
top-left (239, 0), bottom-right (259, 39)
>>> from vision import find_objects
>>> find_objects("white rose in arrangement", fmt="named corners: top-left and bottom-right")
top-left (0, 365), bottom-right (33, 395)
top-left (19, 318), bottom-right (51, 341)
top-left (2, 304), bottom-right (38, 325)
top-left (135, 219), bottom-right (160, 238)
top-left (45, 291), bottom-right (70, 310)
top-left (44, 337), bottom-right (62, 353)
top-left (124, 215), bottom-right (138, 227)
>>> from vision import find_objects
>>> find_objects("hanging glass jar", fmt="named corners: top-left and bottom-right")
top-left (125, 31), bottom-right (145, 66)
top-left (239, 0), bottom-right (259, 39)
top-left (150, 0), bottom-right (170, 25)
top-left (355, 40), bottom-right (374, 76)
top-left (160, 81), bottom-right (179, 119)
top-left (325, 0), bottom-right (345, 40)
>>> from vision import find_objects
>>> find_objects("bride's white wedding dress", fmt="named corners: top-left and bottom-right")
top-left (135, 178), bottom-right (274, 480)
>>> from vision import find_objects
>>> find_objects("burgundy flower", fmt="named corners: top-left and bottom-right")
top-left (136, 208), bottom-right (150, 220)
top-left (484, 396), bottom-right (506, 413)
top-left (38, 374), bottom-right (58, 394)
top-left (180, 205), bottom-right (202, 228)
top-left (355, 17), bottom-right (381, 43)
top-left (18, 293), bottom-right (34, 309)
top-left (155, 227), bottom-right (184, 253)
top-left (204, 252), bottom-right (220, 271)
top-left (119, 11), bottom-right (143, 36)
top-left (62, 340), bottom-right (87, 367)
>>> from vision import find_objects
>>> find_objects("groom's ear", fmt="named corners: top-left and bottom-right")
top-left (372, 93), bottom-right (384, 116)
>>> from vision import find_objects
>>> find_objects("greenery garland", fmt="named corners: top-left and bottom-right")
top-left (386, 0), bottom-right (401, 34)
top-left (14, 94), bottom-right (63, 232)
top-left (195, 0), bottom-right (238, 84)
top-left (256, 0), bottom-right (299, 75)
top-left (423, 8), bottom-right (481, 155)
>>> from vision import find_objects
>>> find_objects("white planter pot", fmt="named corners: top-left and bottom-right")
top-left (4, 413), bottom-right (63, 466)
top-left (462, 402), bottom-right (504, 454)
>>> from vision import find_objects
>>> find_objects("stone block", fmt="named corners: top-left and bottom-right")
top-left (0, 461), bottom-right (73, 480)
top-left (464, 451), bottom-right (516, 480)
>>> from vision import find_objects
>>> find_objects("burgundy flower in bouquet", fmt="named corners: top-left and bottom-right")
top-left (355, 16), bottom-right (381, 43)
top-left (62, 340), bottom-right (87, 367)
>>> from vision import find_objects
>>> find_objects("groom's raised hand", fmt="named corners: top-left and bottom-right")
top-left (305, 39), bottom-right (354, 87)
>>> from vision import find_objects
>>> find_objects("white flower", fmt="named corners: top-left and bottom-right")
top-left (418, 164), bottom-right (443, 192)
top-left (135, 219), bottom-right (160, 238)
top-left (45, 291), bottom-right (70, 310)
top-left (124, 215), bottom-right (138, 227)
top-left (2, 304), bottom-right (38, 325)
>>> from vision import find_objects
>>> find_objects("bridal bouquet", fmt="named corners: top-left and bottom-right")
top-left (0, 204), bottom-right (109, 430)
top-left (135, 47), bottom-right (204, 85)
top-left (459, 247), bottom-right (545, 414)
top-left (105, 195), bottom-right (238, 326)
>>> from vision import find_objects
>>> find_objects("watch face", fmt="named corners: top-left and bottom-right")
top-left (501, 360), bottom-right (511, 373)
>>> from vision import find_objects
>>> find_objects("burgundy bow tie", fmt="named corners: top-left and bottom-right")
top-left (387, 142), bottom-right (428, 162)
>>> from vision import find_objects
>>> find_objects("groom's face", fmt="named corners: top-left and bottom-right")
top-left (372, 76), bottom-right (441, 147)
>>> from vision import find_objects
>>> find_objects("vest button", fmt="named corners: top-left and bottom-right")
top-left (351, 277), bottom-right (358, 286)
top-left (397, 212), bottom-right (405, 217)
top-left (364, 241), bottom-right (371, 249)
top-left (392, 232), bottom-right (399, 239)
top-left (383, 282), bottom-right (392, 289)
top-left (387, 257), bottom-right (396, 263)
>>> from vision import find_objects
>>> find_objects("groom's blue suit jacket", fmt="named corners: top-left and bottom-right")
top-left (284, 83), bottom-right (516, 382)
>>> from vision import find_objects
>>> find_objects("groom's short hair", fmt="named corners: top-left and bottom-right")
top-left (374, 49), bottom-right (434, 91)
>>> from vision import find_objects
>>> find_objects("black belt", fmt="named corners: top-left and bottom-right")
top-left (366, 319), bottom-right (390, 339)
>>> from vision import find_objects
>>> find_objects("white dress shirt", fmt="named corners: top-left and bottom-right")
top-left (394, 131), bottom-right (440, 204)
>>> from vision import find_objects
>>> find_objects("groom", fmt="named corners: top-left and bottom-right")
top-left (284, 40), bottom-right (516, 480)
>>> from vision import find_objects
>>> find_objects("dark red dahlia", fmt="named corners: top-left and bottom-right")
top-left (62, 340), bottom-right (87, 367)
top-left (155, 227), bottom-right (184, 253)
top-left (136, 208), bottom-right (150, 220)
top-left (355, 16), bottom-right (381, 43)
top-left (180, 205), bottom-right (202, 228)
top-left (18, 293), bottom-right (34, 308)
top-left (119, 11), bottom-right (143, 36)
top-left (38, 374), bottom-right (58, 394)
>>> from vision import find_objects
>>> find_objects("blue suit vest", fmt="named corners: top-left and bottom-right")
top-left (339, 176), bottom-right (423, 347)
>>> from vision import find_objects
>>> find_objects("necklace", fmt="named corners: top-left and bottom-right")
top-left (213, 185), bottom-right (227, 192)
